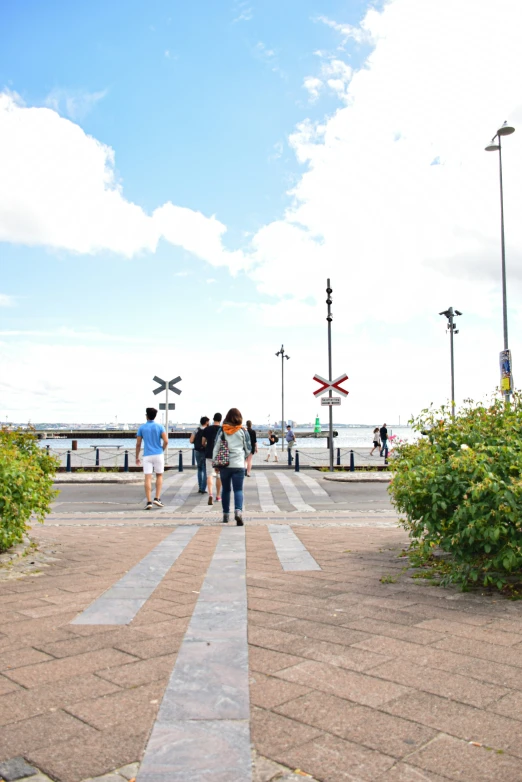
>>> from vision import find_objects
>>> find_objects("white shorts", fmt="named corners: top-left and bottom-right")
top-left (206, 458), bottom-right (219, 477)
top-left (269, 444), bottom-right (277, 457)
top-left (143, 454), bottom-right (164, 474)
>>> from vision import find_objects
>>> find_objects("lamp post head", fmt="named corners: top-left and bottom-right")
top-left (485, 139), bottom-right (500, 152)
top-left (498, 121), bottom-right (515, 136)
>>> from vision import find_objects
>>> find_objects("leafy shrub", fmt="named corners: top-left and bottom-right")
top-left (389, 397), bottom-right (522, 591)
top-left (0, 428), bottom-right (60, 552)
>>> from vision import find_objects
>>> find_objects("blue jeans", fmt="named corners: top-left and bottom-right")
top-left (380, 440), bottom-right (388, 457)
top-left (220, 467), bottom-right (244, 513)
top-left (195, 450), bottom-right (207, 491)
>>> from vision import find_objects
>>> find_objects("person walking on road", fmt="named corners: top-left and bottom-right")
top-left (245, 420), bottom-right (257, 477)
top-left (136, 407), bottom-right (168, 510)
top-left (190, 416), bottom-right (209, 493)
top-left (213, 407), bottom-right (251, 525)
top-left (370, 427), bottom-right (380, 456)
top-left (203, 412), bottom-right (222, 505)
top-left (265, 429), bottom-right (278, 462)
top-left (285, 424), bottom-right (296, 456)
top-left (379, 423), bottom-right (388, 457)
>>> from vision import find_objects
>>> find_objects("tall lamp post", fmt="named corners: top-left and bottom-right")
top-left (485, 121), bottom-right (515, 402)
top-left (439, 307), bottom-right (462, 419)
top-left (275, 345), bottom-right (290, 452)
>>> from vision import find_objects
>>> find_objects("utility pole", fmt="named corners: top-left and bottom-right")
top-left (275, 345), bottom-right (290, 451)
top-left (439, 308), bottom-right (462, 419)
top-left (326, 281), bottom-right (334, 471)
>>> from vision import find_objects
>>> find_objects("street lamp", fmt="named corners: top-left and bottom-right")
top-left (485, 120), bottom-right (515, 402)
top-left (439, 307), bottom-right (462, 419)
top-left (275, 345), bottom-right (290, 452)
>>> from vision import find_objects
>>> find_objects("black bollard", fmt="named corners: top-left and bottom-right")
top-left (287, 448), bottom-right (292, 467)
top-left (178, 449), bottom-right (183, 472)
top-left (295, 449), bottom-right (300, 472)
top-left (46, 445), bottom-right (50, 455)
top-left (192, 448), bottom-right (196, 466)
top-left (124, 450), bottom-right (129, 472)
top-left (96, 448), bottom-right (100, 467)
top-left (350, 450), bottom-right (355, 472)
top-left (66, 450), bottom-right (71, 472)
top-left (384, 445), bottom-right (389, 466)
top-left (337, 447), bottom-right (341, 466)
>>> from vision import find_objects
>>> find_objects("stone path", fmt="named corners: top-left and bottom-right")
top-left (1, 519), bottom-right (522, 781)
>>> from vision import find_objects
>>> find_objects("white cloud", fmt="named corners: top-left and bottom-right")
top-left (303, 60), bottom-right (353, 102)
top-left (0, 294), bottom-right (14, 307)
top-left (45, 88), bottom-right (108, 121)
top-left (315, 13), bottom-right (378, 47)
top-left (303, 77), bottom-right (323, 102)
top-left (233, 1), bottom-right (253, 23)
top-left (0, 92), bottom-right (248, 272)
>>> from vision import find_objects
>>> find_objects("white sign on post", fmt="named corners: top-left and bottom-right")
top-left (321, 397), bottom-right (341, 406)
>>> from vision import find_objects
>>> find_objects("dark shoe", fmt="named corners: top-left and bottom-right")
top-left (145, 502), bottom-right (153, 510)
top-left (208, 496), bottom-right (213, 505)
top-left (153, 498), bottom-right (164, 507)
top-left (235, 511), bottom-right (243, 526)
top-left (222, 513), bottom-right (230, 523)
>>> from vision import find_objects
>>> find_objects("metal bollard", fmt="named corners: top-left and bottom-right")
top-left (337, 447), bottom-right (341, 466)
top-left (295, 449), bottom-right (300, 472)
top-left (192, 448), bottom-right (196, 466)
top-left (384, 445), bottom-right (389, 466)
top-left (124, 450), bottom-right (129, 472)
top-left (46, 445), bottom-right (50, 454)
top-left (66, 450), bottom-right (71, 472)
top-left (350, 450), bottom-right (355, 472)
top-left (96, 448), bottom-right (100, 467)
top-left (288, 448), bottom-right (292, 467)
top-left (178, 449), bottom-right (183, 472)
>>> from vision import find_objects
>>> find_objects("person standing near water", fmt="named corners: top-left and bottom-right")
top-left (190, 416), bottom-right (209, 493)
top-left (245, 420), bottom-right (257, 477)
top-left (136, 407), bottom-right (168, 510)
top-left (203, 412), bottom-right (222, 505)
top-left (213, 408), bottom-right (251, 525)
top-left (265, 429), bottom-right (278, 462)
top-left (370, 427), bottom-right (380, 456)
top-left (379, 423), bottom-right (388, 457)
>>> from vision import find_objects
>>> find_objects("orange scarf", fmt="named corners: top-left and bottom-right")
top-left (223, 424), bottom-right (242, 435)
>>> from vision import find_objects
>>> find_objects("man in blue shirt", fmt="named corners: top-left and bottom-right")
top-left (136, 407), bottom-right (168, 510)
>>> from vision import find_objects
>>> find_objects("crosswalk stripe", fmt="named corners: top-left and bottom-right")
top-left (273, 471), bottom-right (315, 512)
top-left (254, 473), bottom-right (280, 513)
top-left (167, 475), bottom-right (198, 509)
top-left (294, 472), bottom-right (329, 497)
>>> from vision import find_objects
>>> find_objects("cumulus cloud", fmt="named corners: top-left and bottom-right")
top-left (44, 88), bottom-right (108, 121)
top-left (0, 92), bottom-right (247, 271)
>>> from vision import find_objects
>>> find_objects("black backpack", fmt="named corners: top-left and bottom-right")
top-left (193, 429), bottom-right (206, 452)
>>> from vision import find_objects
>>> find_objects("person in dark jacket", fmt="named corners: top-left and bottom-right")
top-left (245, 420), bottom-right (257, 477)
top-left (379, 423), bottom-right (388, 456)
top-left (189, 416), bottom-right (209, 492)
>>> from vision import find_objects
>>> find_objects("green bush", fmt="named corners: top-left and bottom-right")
top-left (389, 396), bottom-right (522, 592)
top-left (0, 428), bottom-right (60, 552)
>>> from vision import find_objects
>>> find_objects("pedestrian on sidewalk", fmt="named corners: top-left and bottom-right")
top-left (203, 412), bottom-right (222, 505)
top-left (213, 407), bottom-right (251, 525)
top-left (379, 423), bottom-right (388, 457)
top-left (265, 429), bottom-right (278, 462)
top-left (285, 424), bottom-right (296, 457)
top-left (245, 420), bottom-right (257, 477)
top-left (136, 407), bottom-right (168, 510)
top-left (370, 427), bottom-right (380, 456)
top-left (190, 416), bottom-right (209, 492)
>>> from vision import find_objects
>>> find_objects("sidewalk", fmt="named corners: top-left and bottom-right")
top-left (1, 520), bottom-right (522, 781)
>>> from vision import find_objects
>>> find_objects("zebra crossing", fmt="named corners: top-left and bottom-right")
top-left (160, 469), bottom-right (332, 514)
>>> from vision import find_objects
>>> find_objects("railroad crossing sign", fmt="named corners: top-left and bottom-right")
top-left (159, 403), bottom-right (175, 410)
top-left (313, 373), bottom-right (349, 398)
top-left (152, 376), bottom-right (182, 454)
top-left (153, 376), bottom-right (182, 395)
top-left (321, 397), bottom-right (341, 406)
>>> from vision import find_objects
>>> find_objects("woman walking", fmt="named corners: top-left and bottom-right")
top-left (264, 429), bottom-right (278, 462)
top-left (370, 427), bottom-right (380, 456)
top-left (245, 420), bottom-right (257, 477)
top-left (213, 408), bottom-right (251, 525)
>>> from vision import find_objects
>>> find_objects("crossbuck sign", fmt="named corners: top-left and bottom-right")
top-left (313, 373), bottom-right (349, 398)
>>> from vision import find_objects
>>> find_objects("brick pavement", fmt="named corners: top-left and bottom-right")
top-left (0, 520), bottom-right (522, 781)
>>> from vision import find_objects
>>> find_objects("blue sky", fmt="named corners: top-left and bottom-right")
top-left (1, 0), bottom-right (522, 424)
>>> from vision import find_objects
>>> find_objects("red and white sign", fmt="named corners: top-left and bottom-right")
top-left (313, 373), bottom-right (349, 398)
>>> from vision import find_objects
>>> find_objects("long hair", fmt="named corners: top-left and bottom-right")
top-left (223, 407), bottom-right (242, 426)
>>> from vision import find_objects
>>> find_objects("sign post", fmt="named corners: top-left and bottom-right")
top-left (500, 350), bottom-right (513, 396)
top-left (153, 376), bottom-right (182, 463)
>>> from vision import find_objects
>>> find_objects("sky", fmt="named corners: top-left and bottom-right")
top-left (1, 0), bottom-right (522, 427)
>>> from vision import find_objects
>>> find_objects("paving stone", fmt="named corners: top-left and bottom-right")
top-left (273, 660), bottom-right (411, 707)
top-left (3, 649), bottom-right (138, 688)
top-left (114, 763), bottom-right (139, 780)
top-left (64, 681), bottom-right (164, 730)
top-left (251, 708), bottom-right (323, 757)
top-left (417, 618), bottom-right (522, 647)
top-left (249, 672), bottom-right (311, 709)
top-left (0, 674), bottom-right (21, 696)
top-left (0, 710), bottom-right (98, 762)
top-left (275, 691), bottom-right (438, 758)
top-left (274, 637), bottom-right (391, 673)
top-left (374, 762), bottom-right (456, 781)
top-left (407, 733), bottom-right (522, 782)
top-left (249, 647), bottom-right (303, 675)
top-left (33, 629), bottom-right (139, 659)
top-left (0, 757), bottom-right (38, 781)
top-left (488, 690), bottom-right (522, 722)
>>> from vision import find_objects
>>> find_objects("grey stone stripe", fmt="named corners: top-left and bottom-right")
top-left (137, 528), bottom-right (251, 782)
top-left (254, 473), bottom-right (279, 512)
top-left (268, 524), bottom-right (321, 571)
top-left (294, 472), bottom-right (329, 497)
top-left (71, 526), bottom-right (198, 625)
top-left (273, 471), bottom-right (315, 512)
top-left (167, 474), bottom-right (197, 508)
